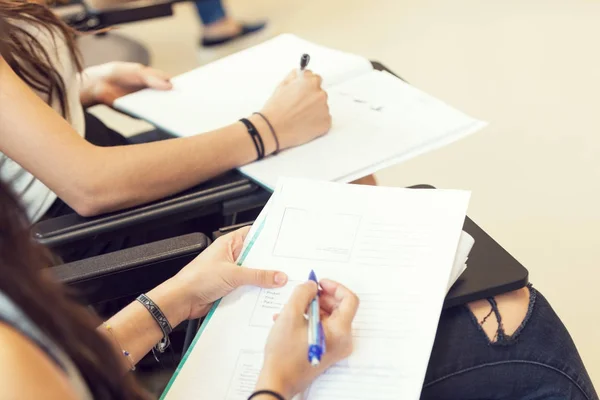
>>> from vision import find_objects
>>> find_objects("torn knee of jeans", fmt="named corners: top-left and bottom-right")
top-left (468, 284), bottom-right (536, 346)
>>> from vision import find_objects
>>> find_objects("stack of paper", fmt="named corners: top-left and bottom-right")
top-left (161, 179), bottom-right (472, 400)
top-left (115, 34), bottom-right (487, 190)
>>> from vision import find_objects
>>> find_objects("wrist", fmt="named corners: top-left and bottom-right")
top-left (255, 368), bottom-right (293, 399)
top-left (146, 278), bottom-right (190, 328)
top-left (248, 114), bottom-right (276, 156)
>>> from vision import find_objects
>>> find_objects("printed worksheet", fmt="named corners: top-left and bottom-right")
top-left (161, 179), bottom-right (470, 400)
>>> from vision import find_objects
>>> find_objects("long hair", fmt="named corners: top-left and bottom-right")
top-left (0, 0), bottom-right (82, 118)
top-left (0, 185), bottom-right (151, 398)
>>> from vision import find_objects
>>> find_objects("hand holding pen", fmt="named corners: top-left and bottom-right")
top-left (259, 52), bottom-right (332, 150)
top-left (256, 278), bottom-right (359, 399)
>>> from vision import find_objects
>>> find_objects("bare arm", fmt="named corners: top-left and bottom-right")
top-left (99, 227), bottom-right (288, 371)
top-left (0, 323), bottom-right (79, 400)
top-left (0, 59), bottom-right (329, 216)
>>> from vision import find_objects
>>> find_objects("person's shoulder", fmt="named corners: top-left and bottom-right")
top-left (0, 322), bottom-right (79, 400)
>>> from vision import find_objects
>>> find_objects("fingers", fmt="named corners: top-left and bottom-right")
top-left (220, 226), bottom-right (251, 260)
top-left (313, 73), bottom-right (323, 88)
top-left (281, 69), bottom-right (298, 85)
top-left (229, 267), bottom-right (288, 289)
top-left (319, 279), bottom-right (359, 327)
top-left (319, 293), bottom-right (338, 314)
top-left (282, 281), bottom-right (318, 315)
top-left (281, 69), bottom-right (323, 88)
top-left (141, 67), bottom-right (173, 90)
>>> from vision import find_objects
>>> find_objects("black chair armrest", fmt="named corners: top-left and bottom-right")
top-left (32, 172), bottom-right (258, 248)
top-left (57, 0), bottom-right (173, 31)
top-left (213, 221), bottom-right (254, 241)
top-left (87, 0), bottom-right (174, 27)
top-left (52, 232), bottom-right (209, 304)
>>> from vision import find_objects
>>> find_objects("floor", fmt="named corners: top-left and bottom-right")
top-left (90, 0), bottom-right (600, 388)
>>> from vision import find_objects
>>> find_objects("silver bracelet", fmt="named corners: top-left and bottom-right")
top-left (136, 293), bottom-right (172, 354)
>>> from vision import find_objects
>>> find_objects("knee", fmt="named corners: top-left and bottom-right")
top-left (467, 286), bottom-right (532, 343)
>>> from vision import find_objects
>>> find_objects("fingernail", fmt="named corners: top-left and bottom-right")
top-left (274, 272), bottom-right (288, 285)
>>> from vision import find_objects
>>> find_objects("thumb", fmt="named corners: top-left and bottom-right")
top-left (229, 267), bottom-right (288, 289)
top-left (285, 281), bottom-right (318, 314)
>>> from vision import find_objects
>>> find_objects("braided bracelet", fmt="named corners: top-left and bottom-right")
top-left (136, 293), bottom-right (172, 354)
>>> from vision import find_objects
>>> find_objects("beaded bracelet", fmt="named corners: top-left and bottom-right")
top-left (103, 322), bottom-right (136, 371)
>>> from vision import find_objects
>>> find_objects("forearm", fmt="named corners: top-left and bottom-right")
top-left (98, 278), bottom-right (189, 371)
top-left (0, 59), bottom-right (275, 216)
top-left (84, 114), bottom-right (275, 214)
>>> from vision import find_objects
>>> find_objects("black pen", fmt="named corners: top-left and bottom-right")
top-left (298, 53), bottom-right (310, 79)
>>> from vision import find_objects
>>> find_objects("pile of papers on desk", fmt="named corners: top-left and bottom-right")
top-left (161, 178), bottom-right (474, 400)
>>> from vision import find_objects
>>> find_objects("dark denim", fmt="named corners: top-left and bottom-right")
top-left (194, 0), bottom-right (226, 25)
top-left (422, 286), bottom-right (598, 400)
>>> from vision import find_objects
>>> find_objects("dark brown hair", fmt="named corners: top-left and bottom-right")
top-left (0, 0), bottom-right (82, 118)
top-left (0, 183), bottom-right (150, 398)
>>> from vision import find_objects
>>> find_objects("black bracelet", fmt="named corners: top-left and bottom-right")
top-left (240, 118), bottom-right (265, 160)
top-left (253, 112), bottom-right (280, 154)
top-left (248, 390), bottom-right (285, 400)
top-left (136, 293), bottom-right (172, 353)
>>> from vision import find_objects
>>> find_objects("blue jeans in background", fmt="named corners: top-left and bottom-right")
top-left (194, 0), bottom-right (226, 25)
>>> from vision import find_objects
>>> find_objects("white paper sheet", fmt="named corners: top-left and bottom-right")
top-left (114, 34), bottom-right (373, 137)
top-left (162, 179), bottom-right (471, 400)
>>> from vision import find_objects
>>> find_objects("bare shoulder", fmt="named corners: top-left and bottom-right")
top-left (0, 322), bottom-right (79, 400)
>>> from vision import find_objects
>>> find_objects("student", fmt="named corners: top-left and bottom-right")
top-left (0, 176), bottom-right (596, 399)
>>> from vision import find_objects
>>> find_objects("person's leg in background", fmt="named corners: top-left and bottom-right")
top-left (421, 286), bottom-right (598, 400)
top-left (194, 0), bottom-right (266, 47)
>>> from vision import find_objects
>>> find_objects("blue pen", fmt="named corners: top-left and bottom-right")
top-left (308, 270), bottom-right (325, 366)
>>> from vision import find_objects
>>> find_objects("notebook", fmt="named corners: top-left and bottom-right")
top-left (161, 178), bottom-right (471, 399)
top-left (115, 34), bottom-right (487, 190)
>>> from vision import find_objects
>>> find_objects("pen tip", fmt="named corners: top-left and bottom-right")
top-left (308, 269), bottom-right (317, 282)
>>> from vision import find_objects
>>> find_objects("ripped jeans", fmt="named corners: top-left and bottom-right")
top-left (422, 286), bottom-right (598, 400)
